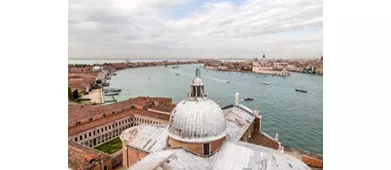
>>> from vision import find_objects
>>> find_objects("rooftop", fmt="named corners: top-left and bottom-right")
top-left (126, 139), bottom-right (311, 170)
top-left (68, 97), bottom-right (172, 125)
top-left (222, 104), bottom-right (257, 141)
top-left (120, 124), bottom-right (169, 153)
top-left (68, 140), bottom-right (111, 170)
top-left (68, 109), bottom-right (169, 136)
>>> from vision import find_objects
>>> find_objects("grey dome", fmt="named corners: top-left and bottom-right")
top-left (168, 99), bottom-right (227, 143)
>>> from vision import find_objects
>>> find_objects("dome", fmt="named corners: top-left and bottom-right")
top-left (191, 77), bottom-right (203, 86)
top-left (168, 99), bottom-right (227, 143)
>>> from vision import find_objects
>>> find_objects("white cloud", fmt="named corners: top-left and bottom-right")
top-left (69, 0), bottom-right (323, 58)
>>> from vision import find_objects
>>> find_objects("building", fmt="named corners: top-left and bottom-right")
top-left (252, 61), bottom-right (289, 76)
top-left (119, 69), bottom-right (311, 170)
top-left (68, 97), bottom-right (177, 170)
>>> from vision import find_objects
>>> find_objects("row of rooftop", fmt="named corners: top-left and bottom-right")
top-left (203, 57), bottom-right (323, 75)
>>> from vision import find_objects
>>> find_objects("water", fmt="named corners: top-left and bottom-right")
top-left (102, 64), bottom-right (323, 154)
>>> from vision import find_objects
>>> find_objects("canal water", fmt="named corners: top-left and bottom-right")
top-left (102, 64), bottom-right (323, 154)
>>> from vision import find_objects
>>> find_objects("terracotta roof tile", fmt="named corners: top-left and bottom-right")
top-left (68, 140), bottom-right (111, 170)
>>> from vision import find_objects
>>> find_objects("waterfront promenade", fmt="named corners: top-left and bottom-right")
top-left (80, 89), bottom-right (102, 104)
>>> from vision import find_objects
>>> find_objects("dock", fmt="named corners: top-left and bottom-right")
top-left (105, 96), bottom-right (117, 103)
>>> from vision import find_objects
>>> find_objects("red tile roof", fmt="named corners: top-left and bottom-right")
top-left (247, 131), bottom-right (280, 150)
top-left (68, 140), bottom-right (111, 170)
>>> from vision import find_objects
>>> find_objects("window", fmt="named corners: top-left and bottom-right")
top-left (98, 129), bottom-right (100, 133)
top-left (85, 134), bottom-right (87, 138)
top-left (93, 131), bottom-right (95, 135)
top-left (101, 128), bottom-right (103, 132)
top-left (76, 121), bottom-right (81, 126)
top-left (105, 127), bottom-right (107, 131)
top-left (102, 114), bottom-right (106, 117)
top-left (89, 132), bottom-right (91, 137)
top-left (203, 143), bottom-right (210, 155)
top-left (104, 165), bottom-right (108, 170)
top-left (89, 117), bottom-right (93, 121)
top-left (80, 136), bottom-right (82, 140)
top-left (75, 137), bottom-right (77, 142)
top-left (112, 111), bottom-right (115, 114)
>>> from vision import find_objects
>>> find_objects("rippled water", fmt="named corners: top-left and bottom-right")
top-left (102, 64), bottom-right (323, 154)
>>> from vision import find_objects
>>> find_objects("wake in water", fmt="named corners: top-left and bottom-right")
top-left (209, 77), bottom-right (228, 83)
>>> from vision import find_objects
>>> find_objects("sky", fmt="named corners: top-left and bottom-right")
top-left (69, 0), bottom-right (323, 59)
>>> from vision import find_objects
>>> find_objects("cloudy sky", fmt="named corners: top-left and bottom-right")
top-left (69, 0), bottom-right (322, 59)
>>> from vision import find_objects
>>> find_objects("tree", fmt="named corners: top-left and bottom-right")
top-left (73, 90), bottom-right (79, 99)
top-left (68, 87), bottom-right (72, 100)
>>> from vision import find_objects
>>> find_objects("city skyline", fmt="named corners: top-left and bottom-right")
top-left (69, 0), bottom-right (323, 59)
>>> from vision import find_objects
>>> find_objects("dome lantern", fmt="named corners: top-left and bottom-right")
top-left (188, 67), bottom-right (206, 99)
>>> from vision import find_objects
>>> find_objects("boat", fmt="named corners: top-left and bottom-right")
top-left (175, 73), bottom-right (180, 76)
top-left (109, 88), bottom-right (121, 92)
top-left (295, 89), bottom-right (307, 93)
top-left (226, 81), bottom-right (230, 83)
top-left (261, 82), bottom-right (270, 85)
top-left (106, 77), bottom-right (111, 80)
top-left (105, 92), bottom-right (119, 96)
top-left (244, 97), bottom-right (254, 101)
top-left (112, 73), bottom-right (117, 76)
top-left (102, 83), bottom-right (110, 86)
top-left (172, 66), bottom-right (179, 69)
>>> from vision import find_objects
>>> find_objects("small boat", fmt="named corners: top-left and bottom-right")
top-left (102, 83), bottom-right (110, 86)
top-left (106, 77), bottom-right (111, 80)
top-left (148, 78), bottom-right (151, 80)
top-left (112, 73), bottom-right (117, 76)
top-left (244, 97), bottom-right (254, 101)
top-left (105, 92), bottom-right (119, 96)
top-left (261, 82), bottom-right (270, 85)
top-left (175, 73), bottom-right (180, 76)
top-left (226, 81), bottom-right (230, 83)
top-left (172, 66), bottom-right (179, 69)
top-left (109, 88), bottom-right (121, 92)
top-left (295, 89), bottom-right (307, 93)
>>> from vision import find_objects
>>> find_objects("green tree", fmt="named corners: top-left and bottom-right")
top-left (68, 87), bottom-right (72, 100)
top-left (73, 90), bottom-right (79, 99)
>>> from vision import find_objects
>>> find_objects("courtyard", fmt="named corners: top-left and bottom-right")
top-left (95, 137), bottom-right (122, 154)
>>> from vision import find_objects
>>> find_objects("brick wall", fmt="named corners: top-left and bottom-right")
top-left (123, 146), bottom-right (149, 168)
top-left (302, 155), bottom-right (323, 168)
top-left (168, 136), bottom-right (226, 156)
top-left (211, 136), bottom-right (226, 152)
